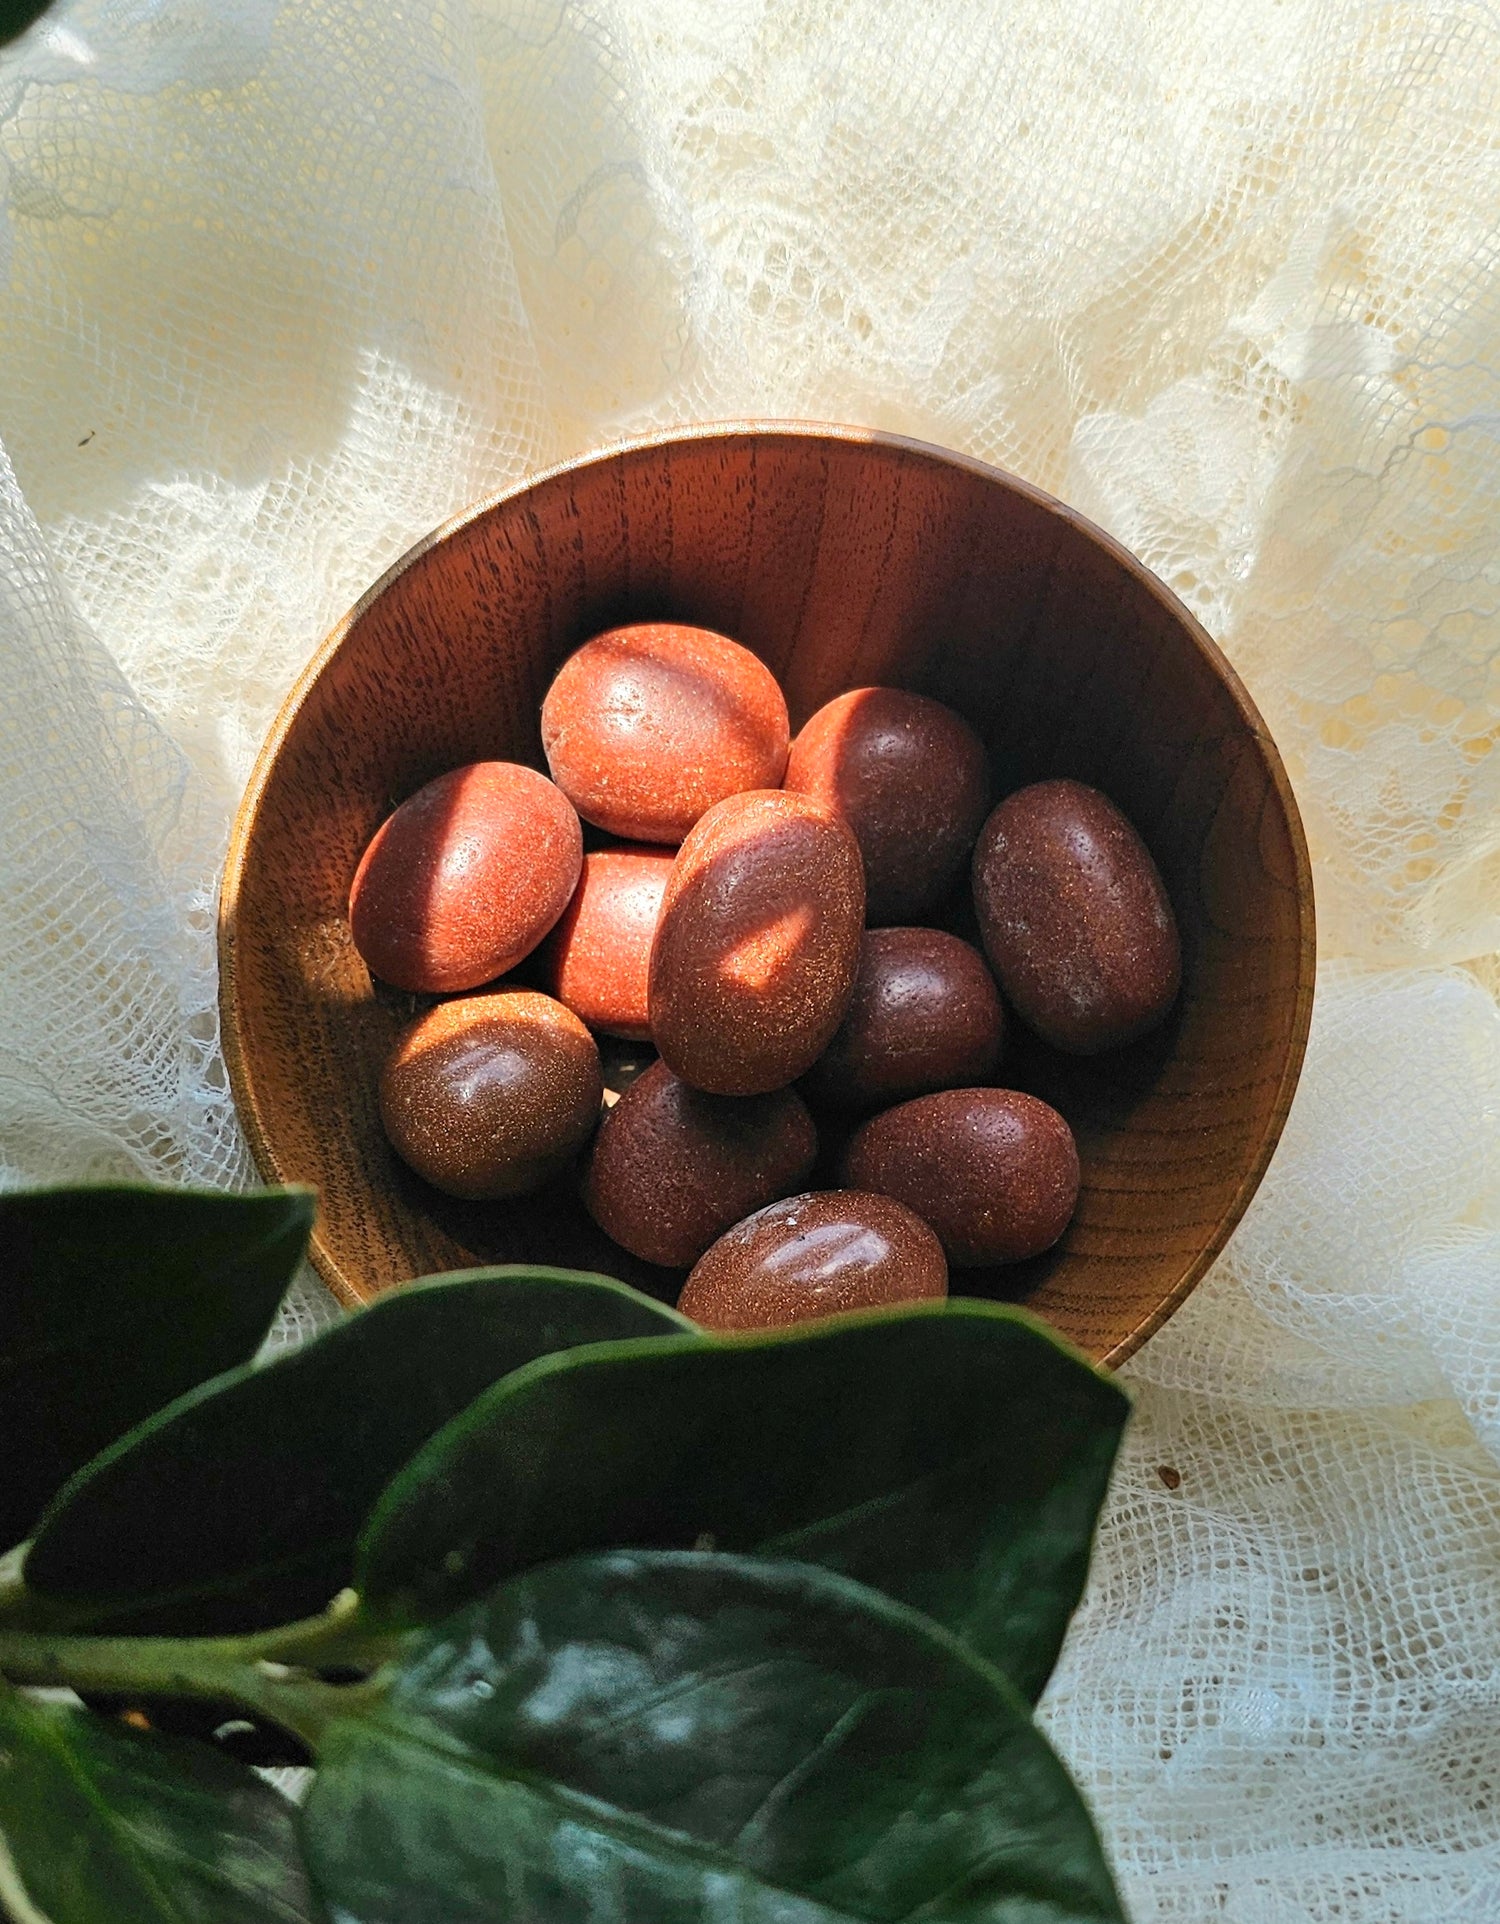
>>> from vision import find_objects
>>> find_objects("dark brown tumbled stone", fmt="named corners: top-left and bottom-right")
top-left (801, 927), bottom-right (1004, 1110)
top-left (379, 991), bottom-right (602, 1200)
top-left (972, 778), bottom-right (1180, 1055)
top-left (841, 1087), bottom-right (1079, 1265)
top-left (649, 789), bottom-right (865, 1096)
top-left (582, 1058), bottom-right (818, 1267)
top-left (678, 1189), bottom-right (948, 1331)
top-left (784, 687), bottom-right (990, 923)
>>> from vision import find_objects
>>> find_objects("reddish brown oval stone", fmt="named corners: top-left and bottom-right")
top-left (971, 779), bottom-right (1181, 1055)
top-left (379, 991), bottom-right (602, 1200)
top-left (802, 927), bottom-right (1004, 1110)
top-left (543, 845), bottom-right (675, 1041)
top-left (678, 1189), bottom-right (948, 1331)
top-left (540, 623), bottom-right (790, 844)
top-left (582, 1058), bottom-right (817, 1268)
top-left (841, 1087), bottom-right (1079, 1265)
top-left (649, 789), bottom-right (865, 1096)
top-left (349, 762), bottom-right (582, 994)
top-left (783, 687), bottom-right (990, 923)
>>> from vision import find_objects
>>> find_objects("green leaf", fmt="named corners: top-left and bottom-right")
top-left (358, 1302), bottom-right (1128, 1699)
top-left (24, 1267), bottom-right (690, 1634)
top-left (0, 1679), bottom-right (312, 1924)
top-left (303, 1551), bottom-right (1124, 1924)
top-left (0, 0), bottom-right (53, 52)
top-left (0, 1184), bottom-right (314, 1552)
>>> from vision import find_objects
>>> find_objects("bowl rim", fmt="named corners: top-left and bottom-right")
top-left (219, 418), bottom-right (1316, 1363)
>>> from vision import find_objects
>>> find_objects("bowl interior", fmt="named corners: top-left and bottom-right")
top-left (220, 424), bottom-right (1314, 1366)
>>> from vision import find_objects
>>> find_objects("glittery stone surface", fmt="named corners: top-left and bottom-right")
top-left (348, 761), bottom-right (582, 995)
top-left (648, 788), bottom-right (865, 1096)
top-left (801, 926), bottom-right (1005, 1110)
top-left (543, 843), bottom-right (675, 1041)
top-left (841, 1086), bottom-right (1080, 1265)
top-left (540, 623), bottom-right (790, 844)
top-left (971, 778), bottom-right (1181, 1055)
top-left (783, 687), bottom-right (990, 923)
top-left (582, 1057), bottom-right (818, 1268)
top-left (379, 990), bottom-right (602, 1200)
top-left (678, 1187), bottom-right (948, 1330)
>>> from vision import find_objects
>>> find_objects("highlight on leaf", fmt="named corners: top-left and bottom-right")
top-left (303, 1551), bottom-right (1127, 1924)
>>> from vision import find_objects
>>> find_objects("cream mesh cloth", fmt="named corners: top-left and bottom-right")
top-left (3, 2), bottom-right (1499, 1915)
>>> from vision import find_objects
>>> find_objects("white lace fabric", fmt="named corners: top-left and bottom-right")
top-left (2, 3), bottom-right (1498, 1915)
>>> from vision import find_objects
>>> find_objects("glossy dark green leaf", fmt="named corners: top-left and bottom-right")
top-left (358, 1302), bottom-right (1128, 1698)
top-left (0, 1680), bottom-right (312, 1924)
top-left (304, 1551), bottom-right (1124, 1924)
top-left (0, 0), bottom-right (52, 50)
top-left (0, 1184), bottom-right (314, 1552)
top-left (25, 1267), bottom-right (690, 1634)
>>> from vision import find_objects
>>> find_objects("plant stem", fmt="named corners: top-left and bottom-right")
top-left (0, 1591), bottom-right (405, 1753)
top-left (0, 1545), bottom-right (35, 1626)
top-left (220, 1587), bottom-right (399, 1667)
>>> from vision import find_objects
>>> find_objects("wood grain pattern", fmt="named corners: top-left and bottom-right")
top-left (219, 423), bottom-right (1316, 1367)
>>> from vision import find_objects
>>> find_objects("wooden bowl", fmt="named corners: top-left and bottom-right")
top-left (220, 423), bottom-right (1314, 1367)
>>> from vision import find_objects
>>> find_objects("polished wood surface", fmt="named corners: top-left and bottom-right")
top-left (219, 424), bottom-right (1315, 1367)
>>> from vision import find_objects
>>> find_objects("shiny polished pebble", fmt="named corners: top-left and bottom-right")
top-left (379, 991), bottom-right (602, 1200)
top-left (801, 927), bottom-right (1004, 1110)
top-left (678, 1189), bottom-right (948, 1331)
top-left (649, 789), bottom-right (865, 1096)
top-left (583, 1058), bottom-right (817, 1268)
top-left (784, 687), bottom-right (990, 923)
top-left (972, 778), bottom-right (1181, 1055)
top-left (349, 761), bottom-right (582, 995)
top-left (543, 844), bottom-right (675, 1041)
top-left (841, 1087), bottom-right (1079, 1265)
top-left (540, 623), bottom-right (790, 844)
